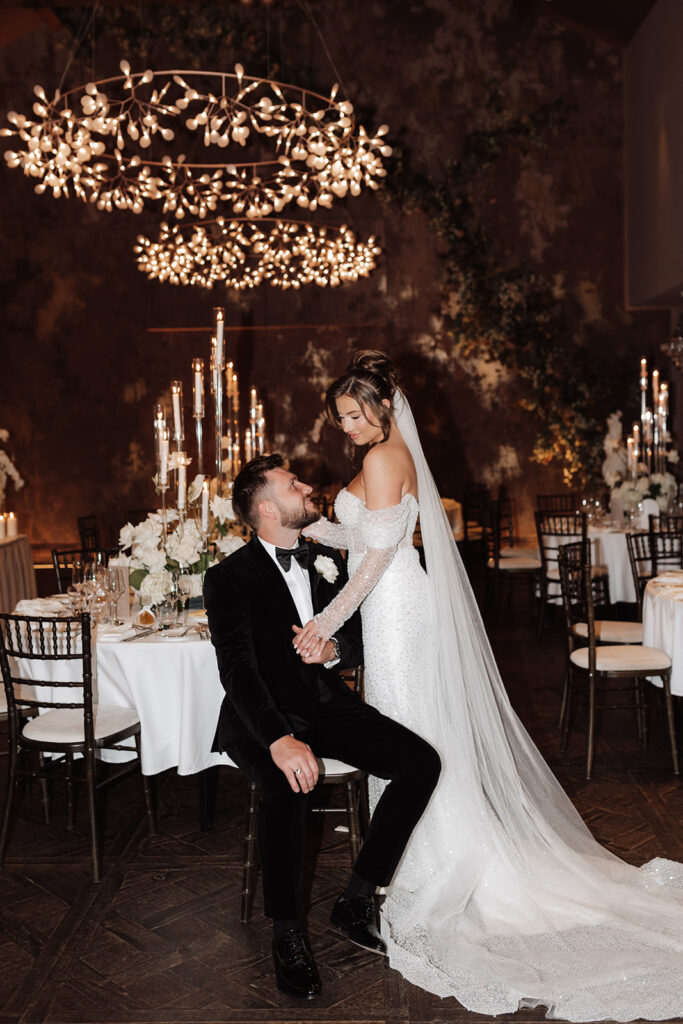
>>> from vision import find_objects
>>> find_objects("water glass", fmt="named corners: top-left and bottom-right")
top-left (157, 598), bottom-right (177, 631)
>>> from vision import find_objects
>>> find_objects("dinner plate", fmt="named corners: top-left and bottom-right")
top-left (157, 627), bottom-right (193, 641)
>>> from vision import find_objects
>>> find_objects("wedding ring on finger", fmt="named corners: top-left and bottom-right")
top-left (294, 768), bottom-right (302, 775)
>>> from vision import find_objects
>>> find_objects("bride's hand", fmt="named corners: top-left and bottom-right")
top-left (293, 619), bottom-right (327, 660)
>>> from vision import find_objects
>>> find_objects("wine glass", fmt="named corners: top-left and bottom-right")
top-left (107, 567), bottom-right (126, 625)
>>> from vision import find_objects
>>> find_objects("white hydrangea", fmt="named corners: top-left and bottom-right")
top-left (139, 569), bottom-right (172, 608)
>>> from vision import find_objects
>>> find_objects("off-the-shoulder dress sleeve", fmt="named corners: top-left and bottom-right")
top-left (313, 501), bottom-right (411, 639)
top-left (302, 517), bottom-right (349, 549)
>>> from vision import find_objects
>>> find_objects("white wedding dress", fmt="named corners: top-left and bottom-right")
top-left (305, 393), bottom-right (683, 1022)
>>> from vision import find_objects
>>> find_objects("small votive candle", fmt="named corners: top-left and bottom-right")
top-left (0, 514), bottom-right (6, 540)
top-left (6, 512), bottom-right (18, 537)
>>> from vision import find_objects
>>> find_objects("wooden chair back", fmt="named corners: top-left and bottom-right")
top-left (536, 493), bottom-right (578, 512)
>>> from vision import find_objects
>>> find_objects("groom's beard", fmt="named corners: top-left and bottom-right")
top-left (276, 502), bottom-right (321, 531)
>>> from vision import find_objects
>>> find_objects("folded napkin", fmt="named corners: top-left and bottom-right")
top-left (14, 597), bottom-right (73, 617)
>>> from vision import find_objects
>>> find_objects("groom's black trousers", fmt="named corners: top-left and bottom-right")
top-left (224, 692), bottom-right (441, 921)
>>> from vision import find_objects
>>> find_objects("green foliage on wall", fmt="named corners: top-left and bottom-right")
top-left (381, 92), bottom-right (634, 488)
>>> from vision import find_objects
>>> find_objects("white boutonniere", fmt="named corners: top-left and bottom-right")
top-left (314, 555), bottom-right (339, 584)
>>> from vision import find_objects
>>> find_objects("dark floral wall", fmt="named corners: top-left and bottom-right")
top-left (0, 0), bottom-right (669, 551)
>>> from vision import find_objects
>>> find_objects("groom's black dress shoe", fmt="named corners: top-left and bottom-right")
top-left (330, 894), bottom-right (387, 955)
top-left (272, 929), bottom-right (321, 999)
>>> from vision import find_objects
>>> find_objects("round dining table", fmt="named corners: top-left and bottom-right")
top-left (642, 571), bottom-right (683, 696)
top-left (10, 599), bottom-right (235, 776)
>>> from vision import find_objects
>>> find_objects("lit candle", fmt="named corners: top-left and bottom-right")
top-left (627, 437), bottom-right (634, 479)
top-left (214, 307), bottom-right (225, 367)
top-left (632, 423), bottom-right (640, 462)
top-left (177, 453), bottom-right (187, 511)
top-left (232, 442), bottom-right (241, 475)
top-left (171, 381), bottom-right (184, 445)
top-left (245, 428), bottom-right (253, 463)
top-left (652, 369), bottom-right (659, 408)
top-left (6, 512), bottom-right (18, 537)
top-left (0, 514), bottom-right (6, 540)
top-left (659, 381), bottom-right (669, 416)
top-left (257, 401), bottom-right (265, 455)
top-left (192, 358), bottom-right (204, 417)
top-left (640, 357), bottom-right (648, 424)
top-left (154, 403), bottom-right (166, 459)
top-left (643, 408), bottom-right (653, 444)
top-left (159, 428), bottom-right (169, 488)
top-left (201, 478), bottom-right (210, 533)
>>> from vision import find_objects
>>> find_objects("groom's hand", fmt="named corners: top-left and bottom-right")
top-left (269, 735), bottom-right (319, 793)
top-left (292, 625), bottom-right (334, 664)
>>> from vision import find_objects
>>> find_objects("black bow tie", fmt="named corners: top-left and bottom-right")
top-left (275, 542), bottom-right (310, 572)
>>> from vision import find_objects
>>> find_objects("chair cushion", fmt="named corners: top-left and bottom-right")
top-left (573, 621), bottom-right (643, 644)
top-left (22, 705), bottom-right (140, 745)
top-left (548, 565), bottom-right (606, 581)
top-left (488, 555), bottom-right (541, 571)
top-left (500, 546), bottom-right (539, 559)
top-left (317, 757), bottom-right (361, 778)
top-left (570, 645), bottom-right (671, 672)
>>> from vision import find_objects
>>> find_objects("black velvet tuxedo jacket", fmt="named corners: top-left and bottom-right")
top-left (204, 535), bottom-right (364, 752)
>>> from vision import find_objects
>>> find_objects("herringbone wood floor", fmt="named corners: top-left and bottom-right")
top-left (1, 598), bottom-right (681, 1024)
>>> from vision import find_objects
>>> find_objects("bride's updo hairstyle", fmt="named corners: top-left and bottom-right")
top-left (325, 350), bottom-right (400, 445)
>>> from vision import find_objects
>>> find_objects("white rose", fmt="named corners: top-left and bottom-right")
top-left (211, 495), bottom-right (237, 523)
top-left (216, 534), bottom-right (246, 557)
top-left (167, 520), bottom-right (203, 567)
top-left (667, 450), bottom-right (680, 465)
top-left (188, 473), bottom-right (204, 503)
top-left (134, 543), bottom-right (167, 573)
top-left (119, 523), bottom-right (134, 550)
top-left (314, 555), bottom-right (339, 584)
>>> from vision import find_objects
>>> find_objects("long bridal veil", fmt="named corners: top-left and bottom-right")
top-left (388, 390), bottom-right (683, 1021)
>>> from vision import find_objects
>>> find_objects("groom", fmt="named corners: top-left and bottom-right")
top-left (204, 453), bottom-right (441, 999)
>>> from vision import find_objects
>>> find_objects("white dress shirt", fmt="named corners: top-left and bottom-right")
top-left (258, 536), bottom-right (339, 668)
top-left (258, 535), bottom-right (314, 625)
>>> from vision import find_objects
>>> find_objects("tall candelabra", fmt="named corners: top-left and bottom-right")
top-left (152, 305), bottom-right (267, 521)
top-left (627, 358), bottom-right (670, 479)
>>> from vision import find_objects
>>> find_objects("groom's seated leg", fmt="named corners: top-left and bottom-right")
top-left (225, 729), bottom-right (321, 997)
top-left (225, 729), bottom-right (308, 923)
top-left (301, 699), bottom-right (441, 890)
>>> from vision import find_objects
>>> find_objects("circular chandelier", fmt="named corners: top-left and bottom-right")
top-left (134, 217), bottom-right (381, 290)
top-left (2, 62), bottom-right (392, 219)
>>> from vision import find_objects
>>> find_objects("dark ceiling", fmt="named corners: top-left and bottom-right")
top-left (536, 0), bottom-right (659, 47)
top-left (13, 1), bottom-right (662, 49)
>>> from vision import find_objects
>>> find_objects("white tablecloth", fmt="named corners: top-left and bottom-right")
top-left (544, 526), bottom-right (635, 604)
top-left (590, 528), bottom-right (636, 604)
top-left (642, 572), bottom-right (683, 696)
top-left (11, 611), bottom-right (234, 776)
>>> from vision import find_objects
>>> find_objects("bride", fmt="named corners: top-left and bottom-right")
top-left (295, 350), bottom-right (683, 1022)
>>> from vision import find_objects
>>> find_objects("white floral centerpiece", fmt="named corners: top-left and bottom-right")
top-left (117, 476), bottom-right (246, 607)
top-left (602, 411), bottom-right (679, 512)
top-left (0, 428), bottom-right (24, 511)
